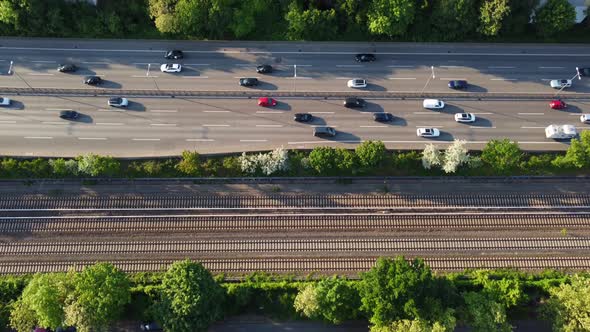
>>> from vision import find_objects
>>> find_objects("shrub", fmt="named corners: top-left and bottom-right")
top-left (481, 139), bottom-right (523, 174)
top-left (356, 141), bottom-right (387, 172)
top-left (49, 158), bottom-right (79, 177)
top-left (442, 140), bottom-right (470, 174)
top-left (421, 144), bottom-right (442, 170)
top-left (76, 154), bottom-right (121, 177)
top-left (176, 151), bottom-right (201, 176)
top-left (239, 148), bottom-right (289, 176)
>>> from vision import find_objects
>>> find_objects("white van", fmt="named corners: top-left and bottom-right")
top-left (423, 99), bottom-right (445, 109)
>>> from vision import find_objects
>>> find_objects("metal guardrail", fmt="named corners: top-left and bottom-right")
top-left (2, 87), bottom-right (590, 99)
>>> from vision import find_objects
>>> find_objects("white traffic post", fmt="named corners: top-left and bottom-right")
top-left (294, 64), bottom-right (297, 78)
top-left (8, 61), bottom-right (13, 75)
top-left (147, 63), bottom-right (151, 77)
top-left (576, 67), bottom-right (581, 80)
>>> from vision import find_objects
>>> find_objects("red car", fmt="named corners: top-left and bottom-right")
top-left (549, 99), bottom-right (567, 109)
top-left (258, 97), bottom-right (277, 107)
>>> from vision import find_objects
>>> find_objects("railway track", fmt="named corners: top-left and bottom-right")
top-left (2, 212), bottom-right (590, 233)
top-left (2, 238), bottom-right (590, 256)
top-left (1, 193), bottom-right (590, 210)
top-left (1, 256), bottom-right (589, 275)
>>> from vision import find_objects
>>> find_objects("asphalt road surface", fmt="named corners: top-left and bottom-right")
top-left (0, 96), bottom-right (588, 156)
top-left (0, 39), bottom-right (589, 156)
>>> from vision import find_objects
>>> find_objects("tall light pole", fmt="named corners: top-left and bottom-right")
top-left (421, 66), bottom-right (435, 94)
top-left (7, 61), bottom-right (13, 75)
top-left (576, 67), bottom-right (581, 80)
top-left (146, 63), bottom-right (151, 77)
top-left (554, 72), bottom-right (579, 98)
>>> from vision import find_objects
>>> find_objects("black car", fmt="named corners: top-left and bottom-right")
top-left (373, 112), bottom-right (393, 122)
top-left (57, 64), bottom-right (77, 73)
top-left (343, 97), bottom-right (366, 108)
top-left (164, 50), bottom-right (183, 59)
top-left (239, 77), bottom-right (259, 87)
top-left (256, 64), bottom-right (273, 74)
top-left (313, 126), bottom-right (336, 138)
top-left (83, 76), bottom-right (102, 85)
top-left (355, 54), bottom-right (376, 62)
top-left (448, 80), bottom-right (468, 90)
top-left (140, 322), bottom-right (163, 331)
top-left (577, 67), bottom-right (590, 77)
top-left (294, 113), bottom-right (313, 122)
top-left (59, 110), bottom-right (80, 120)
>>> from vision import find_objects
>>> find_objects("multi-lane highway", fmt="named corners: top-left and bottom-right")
top-left (0, 96), bottom-right (589, 156)
top-left (1, 39), bottom-right (589, 155)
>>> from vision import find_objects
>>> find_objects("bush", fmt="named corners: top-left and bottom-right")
top-left (176, 151), bottom-right (201, 176)
top-left (49, 158), bottom-right (79, 177)
top-left (356, 141), bottom-right (387, 172)
top-left (76, 154), bottom-right (121, 177)
top-left (239, 148), bottom-right (289, 176)
top-left (480, 139), bottom-right (523, 174)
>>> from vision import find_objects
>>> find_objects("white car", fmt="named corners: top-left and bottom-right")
top-left (160, 63), bottom-right (182, 73)
top-left (0, 97), bottom-right (11, 106)
top-left (550, 79), bottom-right (572, 89)
top-left (580, 114), bottom-right (590, 124)
top-left (423, 99), bottom-right (445, 109)
top-left (108, 97), bottom-right (128, 107)
top-left (347, 79), bottom-right (367, 88)
top-left (417, 127), bottom-right (440, 138)
top-left (454, 113), bottom-right (476, 123)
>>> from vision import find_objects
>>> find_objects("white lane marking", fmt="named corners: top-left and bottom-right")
top-left (46, 108), bottom-right (73, 111)
top-left (416, 126), bottom-right (444, 128)
top-left (336, 65), bottom-right (364, 68)
top-left (97, 108), bottom-right (124, 112)
top-left (294, 64), bottom-right (313, 67)
top-left (360, 125), bottom-right (387, 128)
top-left (233, 76), bottom-right (260, 79)
top-left (203, 110), bottom-right (230, 113)
top-left (285, 77), bottom-right (313, 79)
top-left (42, 121), bottom-right (67, 125)
top-left (240, 139), bottom-right (268, 142)
top-left (540, 66), bottom-right (565, 69)
top-left (133, 62), bottom-right (160, 65)
top-left (335, 77), bottom-right (350, 80)
top-left (256, 124), bottom-right (283, 127)
top-left (202, 124), bottom-right (230, 127)
top-left (82, 61), bottom-right (109, 65)
top-left (182, 76), bottom-right (209, 79)
top-left (541, 79), bottom-right (552, 81)
top-left (488, 66), bottom-right (515, 69)
top-left (0, 120), bottom-right (17, 124)
top-left (518, 113), bottom-right (545, 115)
top-left (236, 64), bottom-right (253, 67)
top-left (131, 75), bottom-right (159, 78)
top-left (150, 110), bottom-right (177, 113)
top-left (439, 78), bottom-right (467, 80)
top-left (150, 123), bottom-right (177, 127)
top-left (387, 65), bottom-right (414, 68)
top-left (440, 65), bottom-right (461, 68)
top-left (311, 125), bottom-right (338, 128)
top-left (186, 138), bottom-right (215, 142)
top-left (78, 137), bottom-right (107, 140)
top-left (184, 63), bottom-right (210, 66)
top-left (0, 60), bottom-right (5, 62)
top-left (309, 112), bottom-right (334, 114)
top-left (132, 138), bottom-right (160, 141)
top-left (28, 73), bottom-right (54, 76)
top-left (413, 112), bottom-right (442, 114)
top-left (521, 126), bottom-right (545, 129)
top-left (31, 60), bottom-right (56, 63)
top-left (471, 112), bottom-right (493, 115)
top-left (388, 77), bottom-right (416, 80)
top-left (96, 122), bottom-right (123, 126)
top-left (490, 78), bottom-right (517, 81)
top-left (256, 111), bottom-right (284, 114)
top-left (469, 126), bottom-right (496, 129)
top-left (24, 136), bottom-right (52, 139)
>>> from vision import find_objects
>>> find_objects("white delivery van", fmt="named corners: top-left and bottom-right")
top-left (422, 99), bottom-right (445, 109)
top-left (545, 124), bottom-right (577, 139)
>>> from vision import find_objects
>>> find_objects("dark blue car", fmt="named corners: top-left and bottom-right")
top-left (448, 80), bottom-right (468, 90)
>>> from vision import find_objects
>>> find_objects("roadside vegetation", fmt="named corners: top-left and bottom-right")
top-left (0, 0), bottom-right (587, 42)
top-left (0, 133), bottom-right (589, 179)
top-left (1, 257), bottom-right (589, 332)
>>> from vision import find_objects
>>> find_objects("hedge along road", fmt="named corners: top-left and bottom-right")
top-left (0, 39), bottom-right (589, 95)
top-left (0, 96), bottom-right (589, 157)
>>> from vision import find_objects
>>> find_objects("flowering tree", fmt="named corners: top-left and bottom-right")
top-left (442, 140), bottom-right (469, 173)
top-left (239, 147), bottom-right (289, 175)
top-left (421, 144), bottom-right (442, 170)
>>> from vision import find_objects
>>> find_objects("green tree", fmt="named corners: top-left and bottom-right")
top-left (501, 0), bottom-right (539, 35)
top-left (9, 300), bottom-right (37, 332)
top-left (480, 139), bottom-right (523, 174)
top-left (175, 0), bottom-right (211, 38)
top-left (479, 0), bottom-right (511, 36)
top-left (295, 277), bottom-right (360, 324)
top-left (356, 141), bottom-right (387, 171)
top-left (176, 150), bottom-right (201, 176)
top-left (534, 0), bottom-right (575, 37)
top-left (560, 131), bottom-right (590, 168)
top-left (153, 260), bottom-right (224, 332)
top-left (431, 0), bottom-right (478, 40)
top-left (367, 0), bottom-right (415, 37)
top-left (473, 271), bottom-right (526, 308)
top-left (76, 154), bottom-right (120, 177)
top-left (463, 291), bottom-right (512, 332)
top-left (66, 263), bottom-right (130, 332)
top-left (359, 257), bottom-right (451, 327)
top-left (285, 2), bottom-right (338, 40)
top-left (371, 309), bottom-right (456, 332)
top-left (19, 273), bottom-right (68, 329)
top-left (148, 0), bottom-right (181, 34)
top-left (544, 275), bottom-right (590, 332)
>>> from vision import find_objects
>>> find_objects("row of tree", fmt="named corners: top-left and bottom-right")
top-left (0, 0), bottom-right (586, 40)
top-left (1, 133), bottom-right (589, 179)
top-left (1, 258), bottom-right (589, 332)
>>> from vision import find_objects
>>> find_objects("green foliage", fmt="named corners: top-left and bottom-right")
top-left (49, 158), bottom-right (79, 177)
top-left (480, 139), bottom-right (523, 174)
top-left (68, 263), bottom-right (131, 331)
top-left (479, 0), bottom-right (511, 37)
top-left (431, 0), bottom-right (479, 41)
top-left (286, 2), bottom-right (338, 40)
top-left (20, 273), bottom-right (68, 329)
top-left (76, 154), bottom-right (121, 177)
top-left (153, 260), bottom-right (224, 332)
top-left (308, 147), bottom-right (357, 176)
top-left (370, 309), bottom-right (456, 332)
top-left (176, 150), bottom-right (202, 176)
top-left (294, 277), bottom-right (360, 324)
top-left (544, 275), bottom-right (590, 332)
top-left (359, 257), bottom-right (452, 327)
top-left (367, 0), bottom-right (416, 37)
top-left (356, 141), bottom-right (387, 172)
top-left (9, 300), bottom-right (37, 332)
top-left (463, 291), bottom-right (512, 332)
top-left (534, 0), bottom-right (576, 37)
top-left (473, 271), bottom-right (526, 308)
top-left (559, 131), bottom-right (590, 168)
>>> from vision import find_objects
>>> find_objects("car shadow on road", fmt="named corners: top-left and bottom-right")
top-left (359, 102), bottom-right (384, 113)
top-left (331, 131), bottom-right (361, 143)
top-left (559, 104), bottom-right (583, 114)
top-left (273, 101), bottom-right (292, 111)
top-left (75, 114), bottom-right (93, 124)
top-left (437, 104), bottom-right (463, 115)
top-left (126, 101), bottom-right (146, 112)
top-left (75, 69), bottom-right (98, 76)
top-left (390, 117), bottom-right (408, 127)
top-left (366, 84), bottom-right (386, 92)
top-left (256, 82), bottom-right (278, 91)
top-left (465, 84), bottom-right (487, 93)
top-left (4, 100), bottom-right (24, 110)
top-left (309, 117), bottom-right (327, 126)
top-left (468, 117), bottom-right (494, 128)
top-left (97, 80), bottom-right (122, 89)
